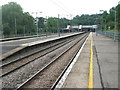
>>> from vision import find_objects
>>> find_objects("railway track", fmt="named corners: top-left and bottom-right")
top-left (1, 34), bottom-right (81, 77)
top-left (16, 33), bottom-right (89, 89)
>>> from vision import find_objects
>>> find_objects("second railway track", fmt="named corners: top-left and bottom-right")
top-left (16, 33), bottom-right (89, 89)
top-left (2, 33), bottom-right (89, 89)
top-left (1, 35), bottom-right (79, 77)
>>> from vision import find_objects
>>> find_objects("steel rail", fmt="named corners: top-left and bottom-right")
top-left (1, 38), bottom-right (71, 67)
top-left (1, 34), bottom-right (82, 77)
top-left (16, 33), bottom-right (88, 89)
top-left (50, 34), bottom-right (88, 90)
top-left (1, 33), bottom-right (83, 62)
top-left (1, 38), bottom-right (68, 65)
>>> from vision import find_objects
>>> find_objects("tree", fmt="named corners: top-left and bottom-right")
top-left (2, 2), bottom-right (36, 37)
top-left (38, 17), bottom-right (45, 33)
top-left (100, 5), bottom-right (120, 31)
top-left (72, 14), bottom-right (101, 25)
top-left (116, 4), bottom-right (120, 31)
top-left (47, 17), bottom-right (58, 33)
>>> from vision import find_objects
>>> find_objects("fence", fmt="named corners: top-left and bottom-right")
top-left (96, 30), bottom-right (120, 41)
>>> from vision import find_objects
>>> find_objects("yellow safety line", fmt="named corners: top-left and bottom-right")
top-left (88, 33), bottom-right (93, 89)
top-left (1, 44), bottom-right (21, 46)
top-left (21, 33), bottom-right (78, 46)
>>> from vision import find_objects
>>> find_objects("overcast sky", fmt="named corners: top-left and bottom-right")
top-left (1, 0), bottom-right (119, 18)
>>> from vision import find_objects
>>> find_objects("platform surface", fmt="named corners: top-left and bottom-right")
top-left (61, 32), bottom-right (118, 88)
top-left (1, 33), bottom-right (79, 55)
top-left (93, 33), bottom-right (118, 88)
top-left (0, 33), bottom-right (81, 60)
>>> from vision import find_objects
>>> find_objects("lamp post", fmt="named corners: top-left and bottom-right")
top-left (114, 10), bottom-right (117, 41)
top-left (100, 10), bottom-right (107, 35)
top-left (105, 19), bottom-right (107, 35)
top-left (57, 14), bottom-right (60, 37)
top-left (15, 18), bottom-right (17, 37)
top-left (24, 25), bottom-right (25, 37)
top-left (114, 10), bottom-right (116, 41)
top-left (32, 12), bottom-right (42, 37)
top-left (110, 9), bottom-right (117, 41)
top-left (44, 16), bottom-right (48, 37)
top-left (70, 14), bottom-right (73, 33)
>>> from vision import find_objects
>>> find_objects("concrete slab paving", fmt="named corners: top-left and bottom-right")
top-left (61, 32), bottom-right (118, 89)
top-left (93, 45), bottom-right (102, 88)
top-left (93, 33), bottom-right (118, 88)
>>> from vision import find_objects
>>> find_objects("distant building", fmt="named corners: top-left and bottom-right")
top-left (61, 25), bottom-right (71, 33)
top-left (71, 25), bottom-right (82, 30)
top-left (81, 25), bottom-right (97, 32)
top-left (61, 25), bottom-right (97, 33)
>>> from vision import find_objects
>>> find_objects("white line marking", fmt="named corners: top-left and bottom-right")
top-left (54, 34), bottom-right (89, 89)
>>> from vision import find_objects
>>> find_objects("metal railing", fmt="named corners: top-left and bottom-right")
top-left (96, 30), bottom-right (120, 41)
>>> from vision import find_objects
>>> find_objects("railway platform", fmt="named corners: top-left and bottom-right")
top-left (1, 32), bottom-right (81, 60)
top-left (57, 32), bottom-right (118, 89)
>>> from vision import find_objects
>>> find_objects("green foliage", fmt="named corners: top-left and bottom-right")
top-left (72, 14), bottom-right (101, 25)
top-left (2, 2), bottom-right (36, 38)
top-left (44, 17), bottom-right (70, 33)
top-left (47, 17), bottom-right (58, 33)
top-left (116, 4), bottom-right (120, 31)
top-left (106, 21), bottom-right (114, 29)
top-left (2, 2), bottom-right (119, 38)
top-left (59, 18), bottom-right (70, 28)
top-left (38, 17), bottom-right (45, 29)
top-left (101, 5), bottom-right (120, 31)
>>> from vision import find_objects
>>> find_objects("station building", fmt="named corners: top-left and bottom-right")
top-left (61, 25), bottom-right (97, 32)
top-left (81, 25), bottom-right (97, 32)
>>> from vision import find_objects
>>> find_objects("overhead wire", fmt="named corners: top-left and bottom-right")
top-left (56, 0), bottom-right (73, 14)
top-left (50, 0), bottom-right (77, 19)
top-left (49, 0), bottom-right (71, 15)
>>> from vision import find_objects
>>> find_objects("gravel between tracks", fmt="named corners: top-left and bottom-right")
top-left (2, 34), bottom-right (84, 88)
top-left (22, 34), bottom-right (87, 88)
top-left (1, 38), bottom-right (73, 76)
